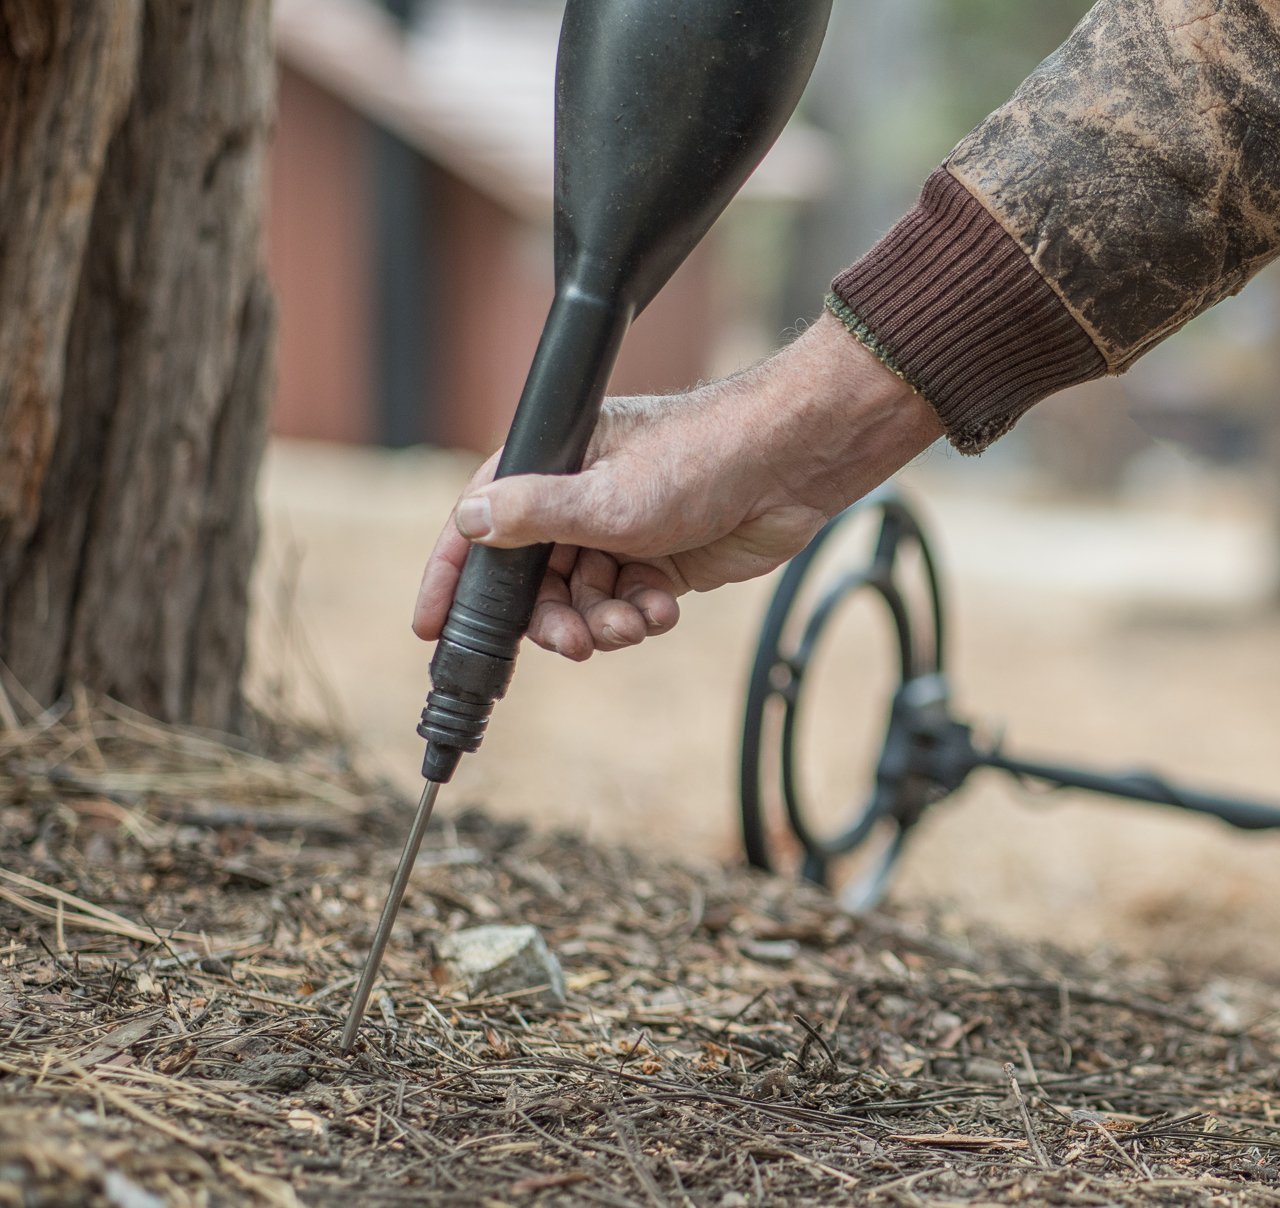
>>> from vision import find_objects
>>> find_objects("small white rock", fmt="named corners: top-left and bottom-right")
top-left (438, 924), bottom-right (566, 1007)
top-left (103, 1171), bottom-right (167, 1208)
top-left (739, 937), bottom-right (800, 964)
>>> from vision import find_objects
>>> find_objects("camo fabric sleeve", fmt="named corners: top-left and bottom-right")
top-left (827, 0), bottom-right (1280, 453)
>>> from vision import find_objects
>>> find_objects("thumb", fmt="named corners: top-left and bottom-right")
top-left (455, 470), bottom-right (620, 550)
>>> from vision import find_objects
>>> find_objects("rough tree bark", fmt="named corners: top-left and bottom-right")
top-left (0, 1), bottom-right (275, 731)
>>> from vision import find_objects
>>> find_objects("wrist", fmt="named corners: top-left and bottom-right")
top-left (746, 311), bottom-right (943, 519)
top-left (829, 169), bottom-right (1105, 452)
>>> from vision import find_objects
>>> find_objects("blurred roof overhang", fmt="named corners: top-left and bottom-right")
top-left (274, 0), bottom-right (834, 221)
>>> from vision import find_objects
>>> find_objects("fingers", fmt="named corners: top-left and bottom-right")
top-left (523, 562), bottom-right (594, 662)
top-left (525, 554), bottom-right (680, 659)
top-left (412, 512), bottom-right (473, 640)
top-left (416, 447), bottom-right (682, 658)
top-left (412, 451), bottom-right (501, 641)
top-left (572, 549), bottom-right (647, 649)
top-left (456, 470), bottom-right (626, 552)
top-left (616, 562), bottom-right (680, 636)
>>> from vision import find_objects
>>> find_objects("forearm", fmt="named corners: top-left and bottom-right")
top-left (738, 311), bottom-right (944, 518)
top-left (829, 0), bottom-right (1280, 452)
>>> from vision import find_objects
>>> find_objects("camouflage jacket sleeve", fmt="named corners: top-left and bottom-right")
top-left (827, 0), bottom-right (1280, 453)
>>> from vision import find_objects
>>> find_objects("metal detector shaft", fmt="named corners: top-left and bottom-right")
top-left (980, 752), bottom-right (1280, 830)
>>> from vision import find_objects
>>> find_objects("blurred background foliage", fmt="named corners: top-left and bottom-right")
top-left (926, 0), bottom-right (1090, 127)
top-left (775, 0), bottom-right (1091, 326)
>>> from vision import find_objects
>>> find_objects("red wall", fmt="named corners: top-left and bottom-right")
top-left (268, 65), bottom-right (715, 452)
top-left (267, 67), bottom-right (374, 443)
top-left (435, 169), bottom-right (715, 453)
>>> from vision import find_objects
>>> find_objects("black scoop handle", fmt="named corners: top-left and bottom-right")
top-left (419, 0), bottom-right (833, 782)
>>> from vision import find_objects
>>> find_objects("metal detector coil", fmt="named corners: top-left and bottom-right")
top-left (741, 487), bottom-right (1280, 910)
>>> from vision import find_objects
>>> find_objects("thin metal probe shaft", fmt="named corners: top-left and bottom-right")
top-left (339, 779), bottom-right (442, 1052)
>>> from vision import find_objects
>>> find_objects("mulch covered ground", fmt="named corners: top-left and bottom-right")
top-left (3, 696), bottom-right (1280, 1206)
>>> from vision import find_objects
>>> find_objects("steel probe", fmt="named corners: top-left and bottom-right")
top-left (340, 0), bottom-right (832, 1052)
top-left (339, 781), bottom-right (438, 1053)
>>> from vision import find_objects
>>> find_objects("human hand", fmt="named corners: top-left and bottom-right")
top-left (413, 312), bottom-right (943, 660)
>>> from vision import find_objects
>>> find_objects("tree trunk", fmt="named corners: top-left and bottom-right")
top-left (0, 1), bottom-right (275, 731)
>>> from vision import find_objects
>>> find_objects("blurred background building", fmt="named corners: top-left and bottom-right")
top-left (268, 0), bottom-right (830, 451)
top-left (259, 0), bottom-right (1280, 764)
top-left (267, 0), bottom-right (1280, 547)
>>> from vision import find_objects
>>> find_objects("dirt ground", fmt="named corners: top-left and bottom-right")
top-left (6, 703), bottom-right (1280, 1206)
top-left (252, 439), bottom-right (1280, 980)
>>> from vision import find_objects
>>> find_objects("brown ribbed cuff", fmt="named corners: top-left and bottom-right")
top-left (828, 168), bottom-right (1106, 454)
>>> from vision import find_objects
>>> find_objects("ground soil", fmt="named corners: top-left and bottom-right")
top-left (4, 701), bottom-right (1280, 1206)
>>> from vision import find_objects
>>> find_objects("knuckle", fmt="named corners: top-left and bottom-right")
top-left (491, 481), bottom-right (537, 533)
top-left (591, 486), bottom-right (643, 545)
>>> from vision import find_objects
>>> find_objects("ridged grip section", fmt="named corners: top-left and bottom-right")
top-left (417, 287), bottom-right (630, 782)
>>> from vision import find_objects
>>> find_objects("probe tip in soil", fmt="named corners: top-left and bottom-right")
top-left (339, 777), bottom-right (442, 1053)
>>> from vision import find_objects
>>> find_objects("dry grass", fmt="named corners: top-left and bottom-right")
top-left (4, 690), bottom-right (1280, 1206)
